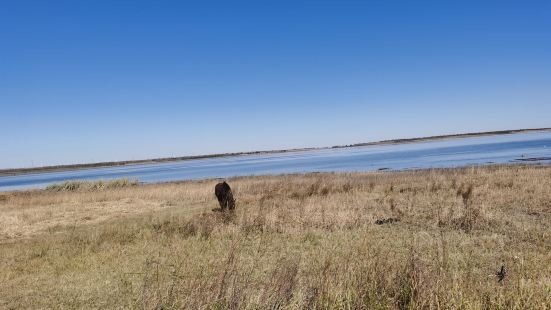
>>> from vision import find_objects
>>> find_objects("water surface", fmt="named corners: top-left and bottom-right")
top-left (1, 131), bottom-right (550, 191)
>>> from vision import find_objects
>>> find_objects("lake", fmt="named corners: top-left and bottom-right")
top-left (1, 131), bottom-right (551, 191)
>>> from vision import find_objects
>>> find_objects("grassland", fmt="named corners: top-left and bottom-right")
top-left (0, 166), bottom-right (550, 309)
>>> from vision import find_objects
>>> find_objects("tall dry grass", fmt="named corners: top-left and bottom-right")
top-left (44, 178), bottom-right (139, 192)
top-left (0, 165), bottom-right (550, 309)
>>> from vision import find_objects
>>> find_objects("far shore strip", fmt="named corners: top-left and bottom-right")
top-left (1, 127), bottom-right (550, 177)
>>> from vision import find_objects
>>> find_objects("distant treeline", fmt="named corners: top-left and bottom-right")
top-left (1, 127), bottom-right (549, 176)
top-left (331, 128), bottom-right (551, 148)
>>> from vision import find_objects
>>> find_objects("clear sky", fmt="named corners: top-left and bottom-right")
top-left (1, 1), bottom-right (550, 168)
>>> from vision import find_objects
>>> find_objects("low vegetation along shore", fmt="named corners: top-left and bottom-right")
top-left (1, 166), bottom-right (550, 308)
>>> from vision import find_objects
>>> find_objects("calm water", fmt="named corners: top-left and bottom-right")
top-left (2, 131), bottom-right (551, 191)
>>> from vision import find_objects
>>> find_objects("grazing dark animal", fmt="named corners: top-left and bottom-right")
top-left (496, 265), bottom-right (507, 282)
top-left (214, 181), bottom-right (235, 211)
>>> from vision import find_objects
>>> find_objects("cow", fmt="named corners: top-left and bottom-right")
top-left (214, 181), bottom-right (235, 211)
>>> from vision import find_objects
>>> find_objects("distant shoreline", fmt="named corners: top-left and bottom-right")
top-left (2, 127), bottom-right (550, 177)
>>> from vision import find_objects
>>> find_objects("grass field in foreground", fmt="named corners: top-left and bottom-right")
top-left (0, 166), bottom-right (550, 309)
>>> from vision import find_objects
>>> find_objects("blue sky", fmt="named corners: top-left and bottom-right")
top-left (1, 1), bottom-right (550, 168)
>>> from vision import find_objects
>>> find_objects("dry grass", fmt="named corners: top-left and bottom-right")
top-left (0, 166), bottom-right (550, 309)
top-left (44, 178), bottom-right (139, 192)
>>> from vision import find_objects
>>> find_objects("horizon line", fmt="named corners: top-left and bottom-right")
top-left (1, 127), bottom-right (550, 175)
